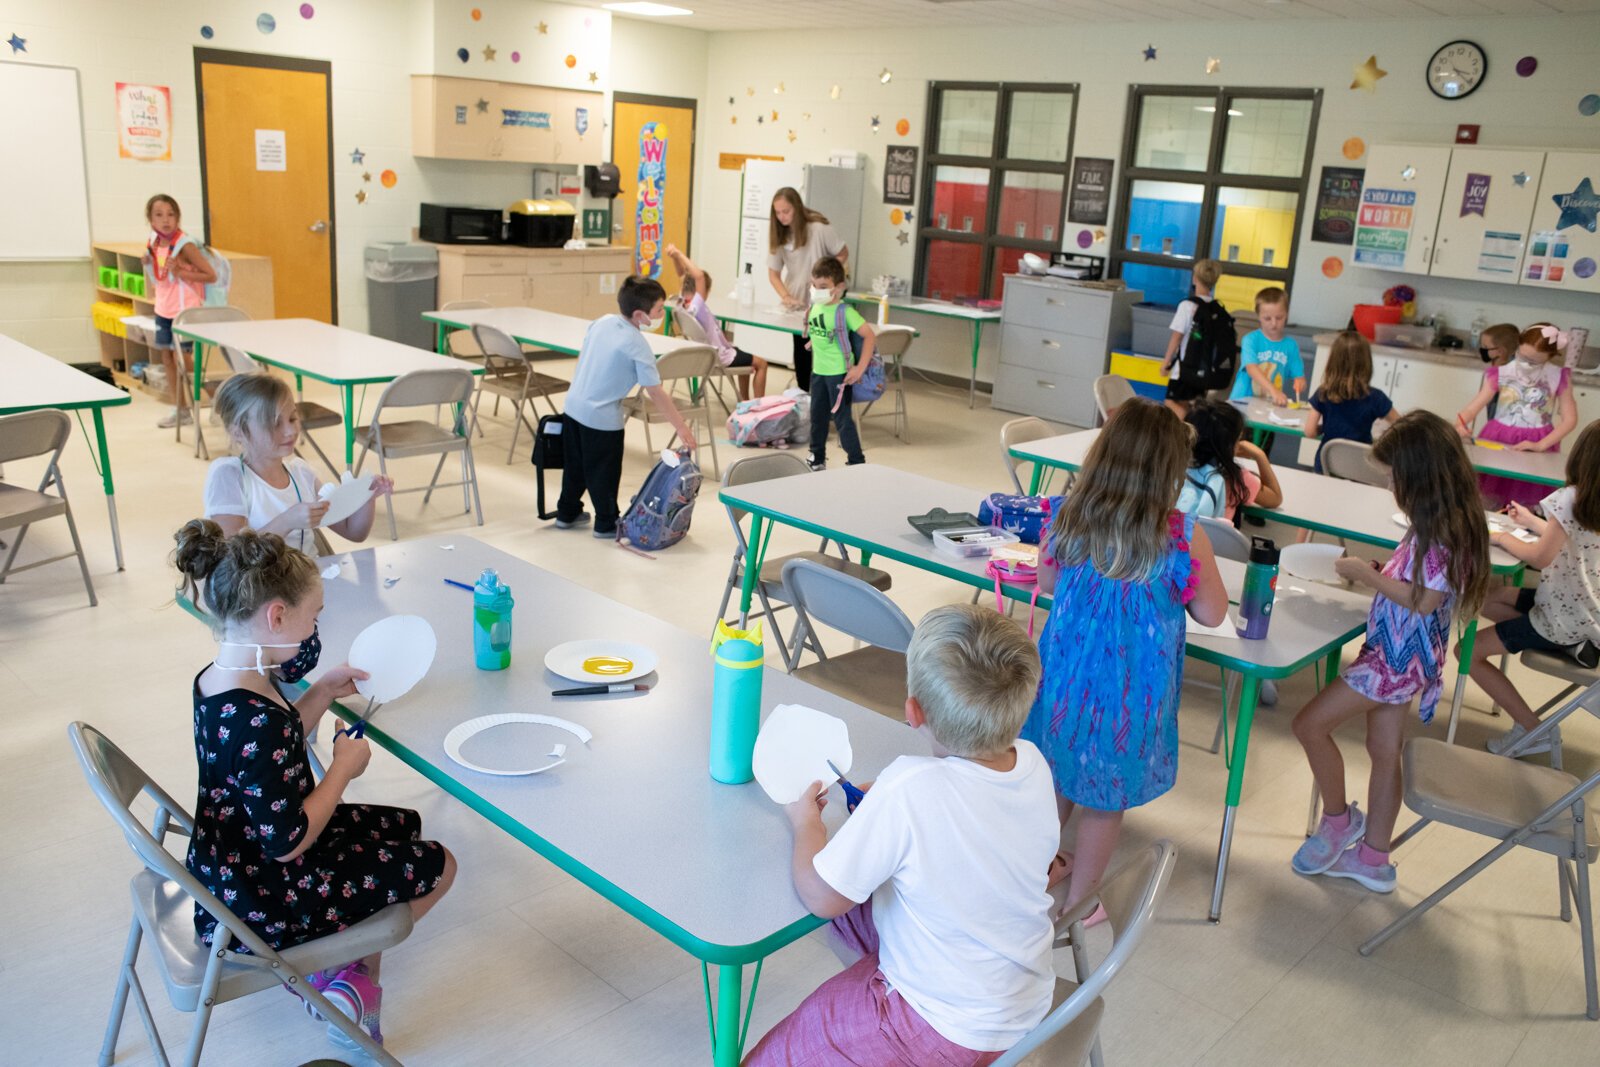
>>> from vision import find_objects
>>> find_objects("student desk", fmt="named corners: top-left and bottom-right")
top-left (0, 334), bottom-right (133, 569)
top-left (254, 534), bottom-right (926, 1066)
top-left (847, 294), bottom-right (999, 409)
top-left (718, 464), bottom-right (1373, 922)
top-left (421, 305), bottom-right (696, 360)
top-left (1232, 396), bottom-right (1309, 445)
top-left (171, 319), bottom-right (481, 468)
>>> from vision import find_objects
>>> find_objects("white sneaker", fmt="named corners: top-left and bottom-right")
top-left (1486, 722), bottom-right (1558, 757)
top-left (157, 407), bottom-right (192, 428)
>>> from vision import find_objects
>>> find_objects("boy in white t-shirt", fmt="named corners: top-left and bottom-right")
top-left (745, 605), bottom-right (1059, 1066)
top-left (1160, 258), bottom-right (1222, 417)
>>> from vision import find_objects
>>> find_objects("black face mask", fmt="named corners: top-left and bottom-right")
top-left (1479, 347), bottom-right (1494, 363)
top-left (275, 625), bottom-right (322, 684)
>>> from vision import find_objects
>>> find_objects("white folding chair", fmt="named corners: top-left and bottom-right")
top-left (718, 454), bottom-right (891, 656)
top-left (470, 323), bottom-right (571, 463)
top-left (172, 306), bottom-right (249, 459)
top-left (1000, 417), bottom-right (1060, 495)
top-left (995, 839), bottom-right (1177, 1067)
top-left (440, 300), bottom-right (491, 363)
top-left (0, 410), bottom-right (96, 606)
top-left (1321, 439), bottom-right (1388, 487)
top-left (622, 344), bottom-right (721, 476)
top-left (675, 305), bottom-right (753, 416)
top-left (353, 368), bottom-right (483, 540)
top-left (782, 558), bottom-right (914, 721)
top-left (68, 722), bottom-right (410, 1067)
top-left (1092, 375), bottom-right (1136, 427)
top-left (857, 325), bottom-right (914, 443)
top-left (1362, 679), bottom-right (1600, 1020)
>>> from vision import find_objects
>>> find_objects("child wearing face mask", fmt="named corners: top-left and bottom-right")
top-left (804, 256), bottom-right (875, 471)
top-left (1457, 323), bottom-right (1580, 508)
top-left (556, 275), bottom-right (699, 538)
top-left (172, 520), bottom-right (456, 1054)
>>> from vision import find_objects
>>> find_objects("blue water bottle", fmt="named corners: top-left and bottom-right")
top-left (473, 568), bottom-right (513, 670)
top-left (1236, 537), bottom-right (1280, 640)
top-left (710, 629), bottom-right (763, 784)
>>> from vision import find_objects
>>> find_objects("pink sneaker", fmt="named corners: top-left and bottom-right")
top-left (322, 963), bottom-right (384, 1050)
top-left (285, 966), bottom-right (339, 1020)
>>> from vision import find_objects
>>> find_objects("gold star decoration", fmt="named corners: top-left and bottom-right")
top-left (482, 44), bottom-right (496, 61)
top-left (362, 171), bottom-right (372, 182)
top-left (896, 230), bottom-right (909, 246)
top-left (746, 86), bottom-right (755, 97)
top-left (772, 110), bottom-right (779, 122)
top-left (537, 21), bottom-right (548, 34)
top-left (588, 71), bottom-right (598, 84)
top-left (1205, 57), bottom-right (1221, 75)
top-left (355, 189), bottom-right (367, 204)
top-left (774, 82), bottom-right (785, 94)
top-left (475, 97), bottom-right (489, 113)
top-left (787, 129), bottom-right (796, 142)
top-left (1351, 55), bottom-right (1387, 92)
top-left (830, 85), bottom-right (841, 100)
top-left (802, 112), bottom-right (811, 121)
top-left (731, 115), bottom-right (737, 124)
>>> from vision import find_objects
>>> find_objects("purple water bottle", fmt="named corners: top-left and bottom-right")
top-left (1236, 536), bottom-right (1280, 640)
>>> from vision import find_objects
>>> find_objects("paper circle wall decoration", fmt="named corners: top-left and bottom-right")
top-left (300, 3), bottom-right (315, 18)
top-left (1575, 258), bottom-right (1597, 280)
top-left (200, 24), bottom-right (214, 38)
top-left (471, 7), bottom-right (483, 19)
top-left (457, 47), bottom-right (470, 63)
top-left (1342, 137), bottom-right (1366, 160)
top-left (565, 54), bottom-right (577, 68)
top-left (256, 12), bottom-right (276, 34)
top-left (511, 51), bottom-right (520, 62)
top-left (380, 169), bottom-right (397, 188)
top-left (1516, 56), bottom-right (1538, 77)
top-left (1322, 256), bottom-right (1344, 279)
top-left (1581, 94), bottom-right (1600, 117)
top-left (890, 208), bottom-right (904, 225)
top-left (895, 118), bottom-right (910, 136)
top-left (1076, 229), bottom-right (1093, 249)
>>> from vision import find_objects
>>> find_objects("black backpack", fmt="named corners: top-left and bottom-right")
top-left (1178, 298), bottom-right (1239, 392)
top-left (531, 414), bottom-right (566, 520)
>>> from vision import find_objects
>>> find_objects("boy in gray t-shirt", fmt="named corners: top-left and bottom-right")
top-left (556, 276), bottom-right (697, 537)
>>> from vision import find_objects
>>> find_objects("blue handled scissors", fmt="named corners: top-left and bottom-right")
top-left (336, 696), bottom-right (380, 740)
top-left (826, 759), bottom-right (866, 813)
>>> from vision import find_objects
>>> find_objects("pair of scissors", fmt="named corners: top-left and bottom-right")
top-left (826, 759), bottom-right (866, 813)
top-left (336, 696), bottom-right (380, 740)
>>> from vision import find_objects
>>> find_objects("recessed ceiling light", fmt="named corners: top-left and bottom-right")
top-left (602, 2), bottom-right (693, 15)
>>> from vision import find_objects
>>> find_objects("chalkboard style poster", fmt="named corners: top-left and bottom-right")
top-left (884, 145), bottom-right (917, 205)
top-left (1312, 166), bottom-right (1364, 245)
top-left (1068, 157), bottom-right (1113, 225)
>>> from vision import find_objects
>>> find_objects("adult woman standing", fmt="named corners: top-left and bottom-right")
top-left (767, 187), bottom-right (848, 390)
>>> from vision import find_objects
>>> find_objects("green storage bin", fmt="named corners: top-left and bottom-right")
top-left (97, 266), bottom-right (118, 289)
top-left (122, 272), bottom-right (144, 297)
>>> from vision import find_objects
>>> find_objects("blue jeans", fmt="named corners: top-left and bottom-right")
top-left (809, 374), bottom-right (864, 466)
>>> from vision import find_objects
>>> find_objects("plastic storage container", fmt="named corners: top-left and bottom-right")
top-left (365, 242), bottom-right (439, 350)
top-left (932, 526), bottom-right (1020, 559)
top-left (506, 199), bottom-right (576, 248)
top-left (1131, 302), bottom-right (1174, 356)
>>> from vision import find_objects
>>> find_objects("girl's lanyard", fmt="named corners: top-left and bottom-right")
top-left (242, 457), bottom-right (309, 553)
top-left (150, 229), bottom-right (184, 281)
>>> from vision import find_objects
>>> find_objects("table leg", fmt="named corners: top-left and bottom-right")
top-left (90, 408), bottom-right (124, 571)
top-left (713, 962), bottom-right (744, 1067)
top-left (967, 321), bottom-right (984, 409)
top-left (435, 322), bottom-right (449, 355)
top-left (1028, 463), bottom-right (1044, 495)
top-left (342, 384), bottom-right (356, 469)
top-left (1210, 673), bottom-right (1262, 923)
top-left (1445, 620), bottom-right (1478, 745)
top-left (193, 343), bottom-right (206, 410)
top-left (737, 515), bottom-right (767, 626)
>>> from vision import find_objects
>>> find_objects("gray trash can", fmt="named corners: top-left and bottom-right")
top-left (364, 242), bottom-right (439, 350)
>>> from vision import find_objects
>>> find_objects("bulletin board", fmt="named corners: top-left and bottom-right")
top-left (0, 63), bottom-right (93, 260)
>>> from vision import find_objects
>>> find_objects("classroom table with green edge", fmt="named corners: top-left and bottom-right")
top-left (181, 533), bottom-right (926, 1066)
top-left (172, 318), bottom-right (482, 468)
top-left (0, 333), bottom-right (133, 570)
top-left (717, 463), bottom-right (1374, 922)
top-left (422, 304), bottom-right (697, 361)
top-left (1008, 426), bottom-right (1529, 744)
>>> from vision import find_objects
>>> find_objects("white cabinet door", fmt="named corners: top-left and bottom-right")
top-left (1352, 145), bottom-right (1453, 275)
top-left (1389, 357), bottom-right (1483, 418)
top-left (1572, 382), bottom-right (1600, 430)
top-left (1431, 149), bottom-right (1544, 284)
top-left (1371, 353), bottom-right (1400, 394)
top-left (1519, 151), bottom-right (1600, 294)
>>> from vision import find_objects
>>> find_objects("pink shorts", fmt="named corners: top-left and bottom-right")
top-left (742, 900), bottom-right (1003, 1067)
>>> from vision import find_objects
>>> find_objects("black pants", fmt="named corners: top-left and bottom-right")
top-left (792, 335), bottom-right (813, 391)
top-left (809, 374), bottom-right (865, 465)
top-left (556, 416), bottom-right (626, 531)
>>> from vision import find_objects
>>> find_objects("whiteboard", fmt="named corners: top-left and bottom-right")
top-left (0, 63), bottom-right (92, 260)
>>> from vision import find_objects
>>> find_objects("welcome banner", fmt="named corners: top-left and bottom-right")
top-left (636, 121), bottom-right (667, 279)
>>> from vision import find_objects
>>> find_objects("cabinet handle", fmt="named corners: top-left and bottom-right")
top-left (1045, 297), bottom-right (1060, 305)
top-left (1041, 339), bottom-right (1061, 349)
top-left (1036, 379), bottom-right (1056, 389)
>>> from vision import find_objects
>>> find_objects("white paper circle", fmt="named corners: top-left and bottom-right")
top-left (443, 713), bottom-right (593, 776)
top-left (1279, 542), bottom-right (1345, 583)
top-left (349, 615), bottom-right (437, 703)
top-left (752, 704), bottom-right (853, 804)
top-left (316, 472), bottom-right (377, 527)
top-left (544, 639), bottom-right (658, 684)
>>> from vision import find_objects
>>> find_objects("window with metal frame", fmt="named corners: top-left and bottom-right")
top-left (914, 82), bottom-right (1079, 303)
top-left (1111, 86), bottom-right (1321, 313)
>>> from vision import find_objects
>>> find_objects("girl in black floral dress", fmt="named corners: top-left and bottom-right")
top-left (174, 520), bottom-right (455, 1052)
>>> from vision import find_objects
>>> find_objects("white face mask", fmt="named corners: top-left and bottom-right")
top-left (1514, 356), bottom-right (1539, 373)
top-left (213, 640), bottom-right (302, 676)
top-left (632, 311), bottom-right (662, 330)
top-left (809, 286), bottom-right (834, 304)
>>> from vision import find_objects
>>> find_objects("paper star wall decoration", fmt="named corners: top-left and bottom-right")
top-left (349, 147), bottom-right (365, 164)
top-left (1351, 55), bottom-right (1387, 92)
top-left (772, 110), bottom-right (779, 122)
top-left (830, 85), bottom-right (841, 100)
top-left (588, 71), bottom-right (598, 84)
top-left (1205, 57), bottom-right (1221, 75)
top-left (1512, 171), bottom-right (1531, 187)
top-left (870, 115), bottom-right (881, 133)
top-left (1553, 177), bottom-right (1600, 233)
top-left (757, 115), bottom-right (764, 124)
top-left (355, 190), bottom-right (367, 204)
top-left (538, 21), bottom-right (548, 33)
top-left (747, 87), bottom-right (755, 97)
top-left (787, 129), bottom-right (796, 142)
top-left (728, 96), bottom-right (734, 106)
top-left (896, 230), bottom-right (909, 246)
top-left (482, 44), bottom-right (496, 61)
top-left (774, 82), bottom-right (785, 94)
top-left (475, 98), bottom-right (489, 113)
top-left (1143, 45), bottom-right (1157, 61)
top-left (6, 32), bottom-right (25, 53)
top-left (904, 211), bottom-right (915, 223)
top-left (362, 171), bottom-right (372, 182)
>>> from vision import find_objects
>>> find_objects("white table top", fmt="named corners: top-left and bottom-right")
top-left (0, 334), bottom-right (131, 413)
top-left (1232, 396), bottom-right (1310, 436)
top-left (846, 293), bottom-right (1002, 322)
top-left (1464, 440), bottom-right (1567, 487)
top-left (306, 534), bottom-right (928, 961)
top-left (706, 299), bottom-right (809, 336)
top-left (170, 319), bottom-right (475, 386)
top-left (423, 306), bottom-right (694, 359)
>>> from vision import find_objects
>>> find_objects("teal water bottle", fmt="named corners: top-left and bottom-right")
top-left (1236, 537), bottom-right (1280, 640)
top-left (710, 636), bottom-right (763, 783)
top-left (473, 568), bottom-right (513, 670)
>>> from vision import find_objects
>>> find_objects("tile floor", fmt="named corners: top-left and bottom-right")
top-left (1, 361), bottom-right (1596, 1066)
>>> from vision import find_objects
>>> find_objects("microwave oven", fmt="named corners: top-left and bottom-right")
top-left (419, 203), bottom-right (503, 244)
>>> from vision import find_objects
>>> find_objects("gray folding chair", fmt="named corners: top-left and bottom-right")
top-left (781, 558), bottom-right (914, 721)
top-left (172, 306), bottom-right (250, 459)
top-left (440, 300), bottom-right (491, 363)
top-left (1000, 416), bottom-right (1059, 495)
top-left (353, 368), bottom-right (483, 540)
top-left (856, 325), bottom-right (914, 443)
top-left (1092, 375), bottom-right (1136, 427)
top-left (622, 344), bottom-right (721, 476)
top-left (674, 305), bottom-right (752, 416)
top-left (1362, 679), bottom-right (1600, 1020)
top-left (995, 839), bottom-right (1177, 1067)
top-left (0, 410), bottom-right (96, 606)
top-left (1321, 439), bottom-right (1388, 487)
top-left (718, 454), bottom-right (891, 657)
top-left (470, 323), bottom-right (571, 463)
top-left (68, 722), bottom-right (410, 1067)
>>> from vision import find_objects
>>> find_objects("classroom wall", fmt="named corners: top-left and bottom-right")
top-left (697, 15), bottom-right (1600, 384)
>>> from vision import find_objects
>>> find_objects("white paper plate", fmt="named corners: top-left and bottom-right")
top-left (753, 704), bottom-right (853, 804)
top-left (543, 639), bottom-right (658, 684)
top-left (316, 471), bottom-right (377, 527)
top-left (1280, 542), bottom-right (1344, 583)
top-left (349, 615), bottom-right (437, 703)
top-left (443, 713), bottom-right (591, 776)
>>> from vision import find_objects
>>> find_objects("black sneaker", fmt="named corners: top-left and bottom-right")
top-left (1571, 640), bottom-right (1599, 670)
top-left (554, 511), bottom-right (591, 529)
top-left (807, 457), bottom-right (826, 472)
top-left (593, 524), bottom-right (617, 539)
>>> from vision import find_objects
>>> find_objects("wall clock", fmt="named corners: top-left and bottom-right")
top-left (1428, 40), bottom-right (1487, 100)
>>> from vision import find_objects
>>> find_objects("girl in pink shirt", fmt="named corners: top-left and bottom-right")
top-left (142, 194), bottom-right (216, 428)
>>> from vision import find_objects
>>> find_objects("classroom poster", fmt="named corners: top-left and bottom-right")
top-left (1311, 166), bottom-right (1362, 245)
top-left (636, 121), bottom-right (667, 279)
top-left (1067, 157), bottom-right (1113, 225)
top-left (1352, 187), bottom-right (1416, 268)
top-left (883, 145), bottom-right (917, 205)
top-left (115, 82), bottom-right (171, 161)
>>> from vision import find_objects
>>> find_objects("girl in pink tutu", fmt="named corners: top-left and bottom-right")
top-left (1456, 323), bottom-right (1578, 508)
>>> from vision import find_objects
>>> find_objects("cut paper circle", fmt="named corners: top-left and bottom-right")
top-left (300, 3), bottom-right (315, 18)
top-left (457, 47), bottom-right (470, 63)
top-left (471, 7), bottom-right (482, 19)
top-left (565, 54), bottom-right (577, 68)
top-left (1322, 256), bottom-right (1344, 279)
top-left (380, 169), bottom-right (397, 188)
top-left (1581, 95), bottom-right (1600, 118)
top-left (1575, 258), bottom-right (1597, 279)
top-left (443, 714), bottom-right (592, 776)
top-left (200, 24), bottom-right (214, 39)
top-left (1516, 56), bottom-right (1537, 77)
top-left (316, 471), bottom-right (377, 527)
top-left (890, 208), bottom-right (904, 225)
top-left (895, 118), bottom-right (910, 136)
top-left (511, 51), bottom-right (520, 62)
top-left (753, 704), bottom-right (853, 804)
top-left (1342, 137), bottom-right (1365, 160)
top-left (545, 639), bottom-right (658, 684)
top-left (1281, 542), bottom-right (1345, 583)
top-left (1077, 229), bottom-right (1094, 249)
top-left (350, 615), bottom-right (437, 704)
top-left (257, 13), bottom-right (276, 34)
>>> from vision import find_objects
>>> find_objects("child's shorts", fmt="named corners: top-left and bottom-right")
top-left (1495, 588), bottom-right (1570, 656)
top-left (726, 348), bottom-right (755, 368)
top-left (155, 314), bottom-right (175, 348)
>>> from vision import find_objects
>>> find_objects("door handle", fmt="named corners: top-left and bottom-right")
top-left (309, 220), bottom-right (328, 234)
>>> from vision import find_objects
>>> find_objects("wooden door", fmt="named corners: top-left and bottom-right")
top-left (611, 94), bottom-right (696, 296)
top-left (197, 49), bottom-right (336, 321)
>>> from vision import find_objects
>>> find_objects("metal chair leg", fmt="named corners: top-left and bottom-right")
top-left (421, 453), bottom-right (448, 506)
top-left (379, 454), bottom-right (398, 541)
